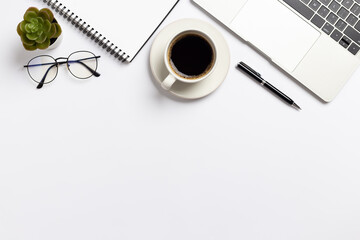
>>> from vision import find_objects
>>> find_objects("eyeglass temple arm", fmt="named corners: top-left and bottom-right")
top-left (24, 62), bottom-right (54, 68)
top-left (37, 64), bottom-right (57, 89)
top-left (74, 61), bottom-right (101, 77)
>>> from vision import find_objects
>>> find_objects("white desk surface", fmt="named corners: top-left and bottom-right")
top-left (1, 1), bottom-right (360, 240)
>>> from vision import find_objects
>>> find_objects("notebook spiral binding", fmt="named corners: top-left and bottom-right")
top-left (42, 0), bottom-right (129, 62)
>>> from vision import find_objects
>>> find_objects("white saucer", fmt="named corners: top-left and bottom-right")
top-left (150, 19), bottom-right (230, 99)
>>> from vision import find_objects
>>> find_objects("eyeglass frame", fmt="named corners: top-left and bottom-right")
top-left (23, 50), bottom-right (101, 89)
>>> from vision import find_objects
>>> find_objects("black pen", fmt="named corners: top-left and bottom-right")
top-left (237, 62), bottom-right (301, 110)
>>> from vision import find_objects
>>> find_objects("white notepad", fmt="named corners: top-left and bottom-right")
top-left (38, 0), bottom-right (179, 62)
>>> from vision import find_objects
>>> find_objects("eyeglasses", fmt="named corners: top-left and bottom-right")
top-left (24, 51), bottom-right (101, 89)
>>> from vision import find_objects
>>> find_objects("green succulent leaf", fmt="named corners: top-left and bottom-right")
top-left (44, 20), bottom-right (52, 33)
top-left (39, 8), bottom-right (54, 22)
top-left (24, 23), bottom-right (33, 33)
top-left (38, 17), bottom-right (45, 25)
top-left (26, 7), bottom-right (39, 15)
top-left (17, 22), bottom-right (23, 36)
top-left (30, 17), bottom-right (38, 24)
top-left (23, 43), bottom-right (37, 51)
top-left (52, 23), bottom-right (62, 39)
top-left (35, 33), bottom-right (47, 44)
top-left (26, 32), bottom-right (39, 41)
top-left (19, 21), bottom-right (26, 32)
top-left (24, 10), bottom-right (38, 22)
top-left (37, 38), bottom-right (51, 50)
top-left (20, 33), bottom-right (35, 46)
top-left (47, 24), bottom-right (56, 38)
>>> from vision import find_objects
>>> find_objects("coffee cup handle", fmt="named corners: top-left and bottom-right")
top-left (161, 74), bottom-right (177, 90)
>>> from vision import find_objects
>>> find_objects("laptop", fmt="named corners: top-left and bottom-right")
top-left (193, 0), bottom-right (360, 102)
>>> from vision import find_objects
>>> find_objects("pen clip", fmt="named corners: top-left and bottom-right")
top-left (239, 62), bottom-right (262, 78)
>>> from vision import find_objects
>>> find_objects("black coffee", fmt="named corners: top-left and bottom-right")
top-left (168, 33), bottom-right (214, 79)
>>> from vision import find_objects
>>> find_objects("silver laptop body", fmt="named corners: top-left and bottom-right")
top-left (193, 0), bottom-right (360, 102)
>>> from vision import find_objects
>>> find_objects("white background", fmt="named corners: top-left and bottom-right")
top-left (1, 1), bottom-right (360, 240)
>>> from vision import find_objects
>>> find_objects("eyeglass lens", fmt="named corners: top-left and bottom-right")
top-left (68, 51), bottom-right (98, 79)
top-left (27, 56), bottom-right (58, 84)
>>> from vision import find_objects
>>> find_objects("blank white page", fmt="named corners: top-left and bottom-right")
top-left (50, 0), bottom-right (179, 61)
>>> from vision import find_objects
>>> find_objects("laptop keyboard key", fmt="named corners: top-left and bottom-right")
top-left (348, 42), bottom-right (360, 54)
top-left (309, 0), bottom-right (322, 11)
top-left (338, 7), bottom-right (350, 19)
top-left (346, 14), bottom-right (358, 25)
top-left (342, 0), bottom-right (354, 9)
top-left (331, 29), bottom-right (343, 40)
top-left (312, 14), bottom-right (326, 27)
top-left (339, 36), bottom-right (352, 48)
top-left (327, 12), bottom-right (339, 23)
top-left (322, 22), bottom-right (335, 33)
top-left (350, 3), bottom-right (360, 15)
top-left (344, 26), bottom-right (360, 44)
top-left (284, 0), bottom-right (315, 20)
top-left (335, 19), bottom-right (348, 30)
top-left (318, 6), bottom-right (331, 17)
top-left (329, 1), bottom-right (341, 12)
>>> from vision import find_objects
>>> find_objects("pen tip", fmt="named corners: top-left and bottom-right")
top-left (292, 103), bottom-right (301, 110)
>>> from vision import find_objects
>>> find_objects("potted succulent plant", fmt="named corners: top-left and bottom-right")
top-left (17, 7), bottom-right (62, 51)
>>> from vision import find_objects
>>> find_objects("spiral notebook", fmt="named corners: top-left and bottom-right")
top-left (38, 0), bottom-right (179, 62)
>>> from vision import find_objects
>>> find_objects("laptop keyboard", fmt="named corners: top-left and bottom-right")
top-left (284, 0), bottom-right (360, 55)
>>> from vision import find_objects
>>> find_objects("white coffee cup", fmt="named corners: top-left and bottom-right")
top-left (161, 30), bottom-right (217, 90)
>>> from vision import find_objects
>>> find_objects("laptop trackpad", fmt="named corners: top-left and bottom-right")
top-left (230, 0), bottom-right (320, 72)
